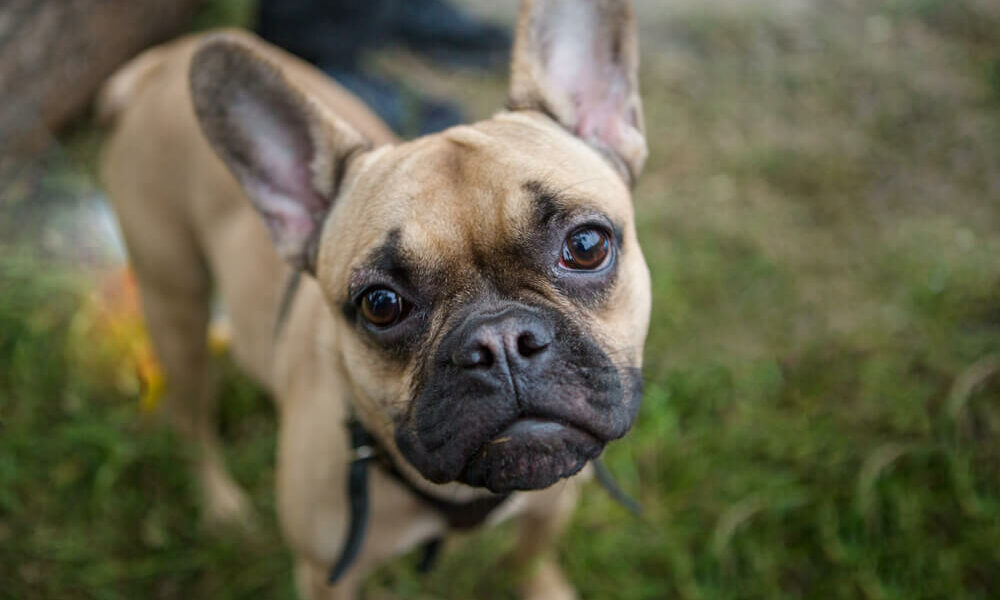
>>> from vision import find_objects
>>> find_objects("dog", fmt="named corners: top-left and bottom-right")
top-left (99, 0), bottom-right (650, 597)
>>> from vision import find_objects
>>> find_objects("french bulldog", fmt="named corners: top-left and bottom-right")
top-left (99, 0), bottom-right (650, 598)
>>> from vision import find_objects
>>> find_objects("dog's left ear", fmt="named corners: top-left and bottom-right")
top-left (190, 34), bottom-right (370, 271)
top-left (509, 0), bottom-right (646, 184)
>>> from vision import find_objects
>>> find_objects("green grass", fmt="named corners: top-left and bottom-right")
top-left (2, 0), bottom-right (1000, 598)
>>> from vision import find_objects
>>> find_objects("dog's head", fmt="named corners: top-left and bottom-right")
top-left (191, 0), bottom-right (650, 493)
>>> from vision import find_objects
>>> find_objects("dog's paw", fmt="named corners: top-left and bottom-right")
top-left (521, 560), bottom-right (577, 600)
top-left (200, 467), bottom-right (256, 532)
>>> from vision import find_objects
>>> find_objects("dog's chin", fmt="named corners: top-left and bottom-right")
top-left (457, 419), bottom-right (603, 493)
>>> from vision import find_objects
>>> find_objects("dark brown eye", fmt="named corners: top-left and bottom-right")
top-left (561, 227), bottom-right (611, 270)
top-left (360, 288), bottom-right (404, 327)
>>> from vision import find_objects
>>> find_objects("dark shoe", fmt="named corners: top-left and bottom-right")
top-left (257, 0), bottom-right (395, 68)
top-left (392, 0), bottom-right (511, 69)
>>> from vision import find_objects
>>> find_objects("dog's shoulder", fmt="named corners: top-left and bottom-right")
top-left (98, 28), bottom-right (396, 146)
top-left (96, 34), bottom-right (193, 127)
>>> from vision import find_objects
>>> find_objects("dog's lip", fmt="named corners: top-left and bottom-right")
top-left (459, 416), bottom-right (603, 492)
top-left (477, 415), bottom-right (605, 455)
top-left (491, 418), bottom-right (572, 441)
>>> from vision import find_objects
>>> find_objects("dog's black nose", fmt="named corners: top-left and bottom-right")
top-left (450, 307), bottom-right (553, 371)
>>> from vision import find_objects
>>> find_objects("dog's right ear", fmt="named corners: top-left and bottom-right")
top-left (509, 0), bottom-right (646, 185)
top-left (190, 35), bottom-right (369, 271)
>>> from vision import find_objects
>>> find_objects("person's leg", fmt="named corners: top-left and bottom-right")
top-left (392, 0), bottom-right (510, 68)
top-left (257, 0), bottom-right (461, 135)
top-left (256, 0), bottom-right (393, 69)
top-left (257, 0), bottom-right (511, 135)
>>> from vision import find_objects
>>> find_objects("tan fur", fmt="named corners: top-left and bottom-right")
top-left (101, 3), bottom-right (648, 598)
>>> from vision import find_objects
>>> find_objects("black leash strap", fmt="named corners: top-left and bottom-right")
top-left (273, 269), bottom-right (303, 340)
top-left (415, 537), bottom-right (444, 573)
top-left (325, 415), bottom-right (510, 583)
top-left (323, 427), bottom-right (638, 583)
top-left (593, 457), bottom-right (643, 517)
top-left (327, 419), bottom-right (377, 584)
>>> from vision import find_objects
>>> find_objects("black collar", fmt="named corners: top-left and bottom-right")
top-left (327, 416), bottom-right (510, 584)
top-left (323, 414), bottom-right (646, 584)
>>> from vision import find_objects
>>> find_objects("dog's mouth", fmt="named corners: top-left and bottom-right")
top-left (395, 309), bottom-right (642, 492)
top-left (457, 417), bottom-right (603, 493)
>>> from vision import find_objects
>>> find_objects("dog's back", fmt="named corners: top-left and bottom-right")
top-left (99, 29), bottom-right (395, 388)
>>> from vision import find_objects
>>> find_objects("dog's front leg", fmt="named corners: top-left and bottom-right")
top-left (294, 559), bottom-right (359, 600)
top-left (510, 478), bottom-right (583, 600)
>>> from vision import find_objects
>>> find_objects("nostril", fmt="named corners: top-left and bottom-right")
top-left (517, 331), bottom-right (550, 358)
top-left (470, 347), bottom-right (493, 367)
top-left (454, 344), bottom-right (494, 369)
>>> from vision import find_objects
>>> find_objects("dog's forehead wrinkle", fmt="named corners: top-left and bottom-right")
top-left (395, 192), bottom-right (528, 273)
top-left (356, 227), bottom-right (409, 281)
top-left (443, 125), bottom-right (493, 149)
top-left (357, 120), bottom-right (629, 265)
top-left (522, 179), bottom-right (562, 229)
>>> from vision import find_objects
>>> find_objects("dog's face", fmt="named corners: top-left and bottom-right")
top-left (192, 0), bottom-right (650, 492)
top-left (321, 115), bottom-right (650, 492)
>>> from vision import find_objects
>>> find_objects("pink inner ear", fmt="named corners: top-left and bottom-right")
top-left (541, 2), bottom-right (630, 152)
top-left (234, 99), bottom-right (327, 216)
top-left (223, 94), bottom-right (332, 265)
top-left (574, 83), bottom-right (628, 151)
top-left (241, 173), bottom-right (321, 264)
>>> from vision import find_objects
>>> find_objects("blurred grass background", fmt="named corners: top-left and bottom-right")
top-left (2, 0), bottom-right (1000, 598)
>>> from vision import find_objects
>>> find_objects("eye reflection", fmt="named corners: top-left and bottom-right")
top-left (361, 288), bottom-right (404, 327)
top-left (561, 228), bottom-right (611, 270)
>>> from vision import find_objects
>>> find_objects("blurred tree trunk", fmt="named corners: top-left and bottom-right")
top-left (0, 0), bottom-right (208, 159)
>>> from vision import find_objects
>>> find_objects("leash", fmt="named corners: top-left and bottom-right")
top-left (327, 418), bottom-right (377, 583)
top-left (593, 457), bottom-right (643, 516)
top-left (327, 413), bottom-right (510, 584)
top-left (271, 270), bottom-right (641, 584)
top-left (273, 269), bottom-right (303, 339)
top-left (322, 419), bottom-right (642, 584)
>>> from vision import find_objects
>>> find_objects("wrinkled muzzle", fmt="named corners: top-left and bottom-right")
top-left (395, 303), bottom-right (642, 493)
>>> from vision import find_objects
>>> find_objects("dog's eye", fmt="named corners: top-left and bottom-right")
top-left (560, 227), bottom-right (611, 270)
top-left (360, 287), bottom-right (406, 327)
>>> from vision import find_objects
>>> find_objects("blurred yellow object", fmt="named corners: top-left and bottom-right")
top-left (78, 265), bottom-right (229, 414)
top-left (138, 353), bottom-right (165, 413)
top-left (82, 266), bottom-right (165, 413)
top-left (208, 316), bottom-right (232, 357)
